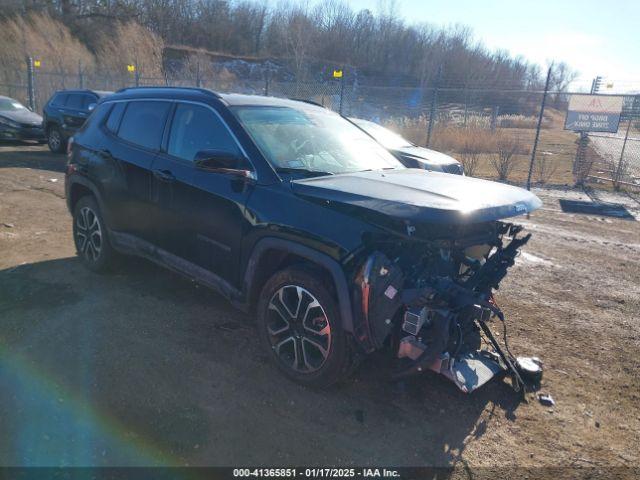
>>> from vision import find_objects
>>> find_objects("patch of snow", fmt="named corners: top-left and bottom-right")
top-left (518, 251), bottom-right (555, 267)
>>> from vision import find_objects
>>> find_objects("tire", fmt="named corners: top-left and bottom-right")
top-left (72, 196), bottom-right (116, 273)
top-left (47, 125), bottom-right (66, 153)
top-left (257, 266), bottom-right (354, 388)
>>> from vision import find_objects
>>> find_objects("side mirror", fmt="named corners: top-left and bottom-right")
top-left (87, 103), bottom-right (97, 111)
top-left (194, 150), bottom-right (253, 178)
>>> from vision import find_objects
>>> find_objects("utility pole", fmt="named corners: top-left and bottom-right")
top-left (527, 65), bottom-right (553, 190)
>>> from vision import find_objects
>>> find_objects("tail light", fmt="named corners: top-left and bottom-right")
top-left (66, 136), bottom-right (74, 159)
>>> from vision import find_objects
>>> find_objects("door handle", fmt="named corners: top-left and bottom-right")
top-left (153, 169), bottom-right (176, 183)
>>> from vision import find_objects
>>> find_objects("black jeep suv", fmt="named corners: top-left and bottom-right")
top-left (43, 89), bottom-right (111, 153)
top-left (66, 87), bottom-right (542, 391)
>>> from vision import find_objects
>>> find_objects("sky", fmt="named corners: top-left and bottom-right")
top-left (337, 0), bottom-right (640, 92)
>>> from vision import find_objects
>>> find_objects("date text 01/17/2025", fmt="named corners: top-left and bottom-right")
top-left (232, 468), bottom-right (401, 478)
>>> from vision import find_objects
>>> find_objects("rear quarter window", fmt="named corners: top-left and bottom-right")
top-left (105, 102), bottom-right (126, 133)
top-left (117, 101), bottom-right (171, 150)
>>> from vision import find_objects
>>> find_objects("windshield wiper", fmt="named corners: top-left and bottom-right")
top-left (275, 167), bottom-right (335, 177)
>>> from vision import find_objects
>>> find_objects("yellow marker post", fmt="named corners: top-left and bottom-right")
top-left (33, 60), bottom-right (41, 68)
top-left (127, 64), bottom-right (136, 73)
top-left (332, 69), bottom-right (343, 79)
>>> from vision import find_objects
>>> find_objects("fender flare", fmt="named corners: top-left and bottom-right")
top-left (66, 176), bottom-right (108, 222)
top-left (242, 237), bottom-right (354, 333)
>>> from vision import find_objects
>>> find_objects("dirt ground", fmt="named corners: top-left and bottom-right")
top-left (1, 143), bottom-right (639, 470)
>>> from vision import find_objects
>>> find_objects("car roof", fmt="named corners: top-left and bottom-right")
top-left (104, 87), bottom-right (328, 111)
top-left (219, 93), bottom-right (326, 110)
top-left (56, 89), bottom-right (112, 97)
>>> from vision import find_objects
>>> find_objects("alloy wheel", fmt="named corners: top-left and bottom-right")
top-left (48, 129), bottom-right (61, 150)
top-left (75, 206), bottom-right (102, 262)
top-left (266, 285), bottom-right (332, 373)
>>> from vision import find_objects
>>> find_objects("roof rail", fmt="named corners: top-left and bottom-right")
top-left (288, 98), bottom-right (326, 108)
top-left (114, 86), bottom-right (221, 98)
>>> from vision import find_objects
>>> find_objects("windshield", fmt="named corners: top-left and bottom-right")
top-left (351, 118), bottom-right (413, 150)
top-left (233, 106), bottom-right (403, 175)
top-left (0, 98), bottom-right (28, 112)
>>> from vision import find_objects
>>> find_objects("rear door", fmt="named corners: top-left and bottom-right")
top-left (150, 101), bottom-right (253, 285)
top-left (103, 100), bottom-right (172, 242)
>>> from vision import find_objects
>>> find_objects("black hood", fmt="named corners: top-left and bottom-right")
top-left (0, 108), bottom-right (42, 126)
top-left (291, 169), bottom-right (541, 226)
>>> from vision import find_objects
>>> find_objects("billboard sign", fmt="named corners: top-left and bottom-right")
top-left (564, 94), bottom-right (623, 133)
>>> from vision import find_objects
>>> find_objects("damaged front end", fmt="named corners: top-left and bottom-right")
top-left (352, 221), bottom-right (540, 394)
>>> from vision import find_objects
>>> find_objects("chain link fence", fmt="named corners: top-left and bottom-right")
top-left (1, 62), bottom-right (638, 191)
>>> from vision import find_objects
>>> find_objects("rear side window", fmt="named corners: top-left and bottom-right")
top-left (66, 94), bottom-right (84, 109)
top-left (51, 93), bottom-right (68, 106)
top-left (105, 102), bottom-right (126, 133)
top-left (117, 101), bottom-right (171, 150)
top-left (167, 103), bottom-right (239, 161)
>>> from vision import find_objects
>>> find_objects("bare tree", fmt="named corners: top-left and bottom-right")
top-left (533, 152), bottom-right (558, 185)
top-left (490, 136), bottom-right (522, 181)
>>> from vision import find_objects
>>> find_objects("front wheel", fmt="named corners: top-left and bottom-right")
top-left (257, 267), bottom-right (354, 388)
top-left (72, 196), bottom-right (116, 272)
top-left (47, 125), bottom-right (66, 153)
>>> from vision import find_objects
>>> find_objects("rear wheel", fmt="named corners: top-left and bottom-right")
top-left (47, 125), bottom-right (66, 153)
top-left (257, 267), bottom-right (353, 388)
top-left (72, 196), bottom-right (115, 272)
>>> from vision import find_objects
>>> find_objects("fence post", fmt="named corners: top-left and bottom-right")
top-left (264, 67), bottom-right (270, 96)
top-left (25, 56), bottom-right (36, 111)
top-left (195, 59), bottom-right (201, 88)
top-left (526, 65), bottom-right (552, 190)
top-left (78, 60), bottom-right (84, 89)
top-left (426, 65), bottom-right (442, 148)
top-left (617, 116), bottom-right (633, 179)
top-left (134, 62), bottom-right (140, 87)
top-left (338, 65), bottom-right (345, 115)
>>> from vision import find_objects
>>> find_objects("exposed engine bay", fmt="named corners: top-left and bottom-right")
top-left (352, 220), bottom-right (543, 394)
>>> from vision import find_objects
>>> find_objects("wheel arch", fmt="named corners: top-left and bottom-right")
top-left (66, 177), bottom-right (108, 223)
top-left (242, 238), bottom-right (354, 333)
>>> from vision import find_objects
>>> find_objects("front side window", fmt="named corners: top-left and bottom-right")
top-left (82, 95), bottom-right (98, 110)
top-left (117, 101), bottom-right (171, 150)
top-left (232, 105), bottom-right (403, 175)
top-left (167, 103), bottom-right (239, 161)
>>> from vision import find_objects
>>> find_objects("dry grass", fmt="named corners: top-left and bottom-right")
top-left (95, 21), bottom-right (164, 78)
top-left (0, 13), bottom-right (94, 74)
top-left (168, 51), bottom-right (238, 90)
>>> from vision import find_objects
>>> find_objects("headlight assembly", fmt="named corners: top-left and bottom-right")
top-left (0, 116), bottom-right (21, 129)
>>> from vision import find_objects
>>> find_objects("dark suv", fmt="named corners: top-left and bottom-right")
top-left (66, 87), bottom-right (543, 391)
top-left (43, 89), bottom-right (111, 153)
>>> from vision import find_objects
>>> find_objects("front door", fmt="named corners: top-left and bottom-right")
top-left (150, 102), bottom-right (254, 286)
